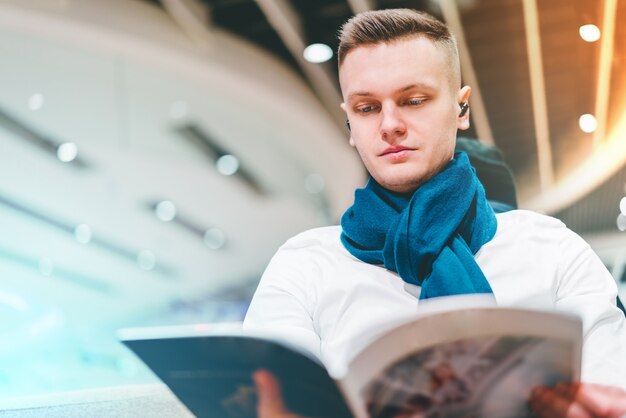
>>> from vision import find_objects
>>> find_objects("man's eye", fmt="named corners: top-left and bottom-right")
top-left (406, 98), bottom-right (425, 106)
top-left (356, 105), bottom-right (378, 113)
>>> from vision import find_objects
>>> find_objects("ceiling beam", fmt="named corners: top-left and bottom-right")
top-left (346, 0), bottom-right (374, 15)
top-left (522, 106), bottom-right (626, 214)
top-left (522, 0), bottom-right (554, 190)
top-left (254, 0), bottom-right (345, 127)
top-left (593, 0), bottom-right (618, 146)
top-left (439, 0), bottom-right (494, 145)
top-left (161, 0), bottom-right (214, 52)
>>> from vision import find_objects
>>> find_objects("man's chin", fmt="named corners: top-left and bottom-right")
top-left (374, 164), bottom-right (444, 192)
top-left (376, 175), bottom-right (425, 194)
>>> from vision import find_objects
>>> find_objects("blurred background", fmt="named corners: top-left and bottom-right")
top-left (0, 0), bottom-right (625, 400)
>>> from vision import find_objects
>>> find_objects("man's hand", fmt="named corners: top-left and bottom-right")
top-left (530, 382), bottom-right (626, 418)
top-left (253, 369), bottom-right (306, 418)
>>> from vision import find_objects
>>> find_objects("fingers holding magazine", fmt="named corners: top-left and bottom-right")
top-left (530, 382), bottom-right (626, 418)
top-left (253, 369), bottom-right (308, 418)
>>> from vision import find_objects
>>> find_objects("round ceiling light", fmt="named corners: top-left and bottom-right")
top-left (204, 228), bottom-right (225, 249)
top-left (303, 43), bottom-right (333, 64)
top-left (74, 224), bottom-right (92, 244)
top-left (579, 24), bottom-right (601, 42)
top-left (155, 200), bottom-right (177, 222)
top-left (578, 114), bottom-right (597, 133)
top-left (28, 93), bottom-right (44, 111)
top-left (216, 155), bottom-right (239, 176)
top-left (137, 250), bottom-right (156, 270)
top-left (57, 142), bottom-right (78, 162)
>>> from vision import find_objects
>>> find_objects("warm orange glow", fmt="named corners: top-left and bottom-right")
top-left (524, 108), bottom-right (626, 213)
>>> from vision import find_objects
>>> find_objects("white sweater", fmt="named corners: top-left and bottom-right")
top-left (244, 210), bottom-right (626, 389)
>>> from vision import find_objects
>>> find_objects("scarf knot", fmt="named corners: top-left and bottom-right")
top-left (340, 152), bottom-right (497, 299)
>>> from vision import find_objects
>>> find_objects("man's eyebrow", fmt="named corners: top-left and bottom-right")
top-left (346, 91), bottom-right (374, 101)
top-left (346, 83), bottom-right (437, 101)
top-left (396, 83), bottom-right (437, 93)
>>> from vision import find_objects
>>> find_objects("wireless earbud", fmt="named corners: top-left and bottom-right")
top-left (346, 119), bottom-right (351, 131)
top-left (459, 102), bottom-right (469, 117)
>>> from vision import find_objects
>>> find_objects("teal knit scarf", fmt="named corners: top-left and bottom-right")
top-left (340, 152), bottom-right (497, 299)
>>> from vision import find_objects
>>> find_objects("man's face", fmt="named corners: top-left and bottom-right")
top-left (339, 36), bottom-right (471, 193)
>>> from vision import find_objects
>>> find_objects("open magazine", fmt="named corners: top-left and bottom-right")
top-left (119, 295), bottom-right (582, 418)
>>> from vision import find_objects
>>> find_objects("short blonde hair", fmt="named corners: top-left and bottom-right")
top-left (338, 9), bottom-right (461, 87)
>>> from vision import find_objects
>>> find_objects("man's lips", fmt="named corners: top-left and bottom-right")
top-left (379, 146), bottom-right (413, 156)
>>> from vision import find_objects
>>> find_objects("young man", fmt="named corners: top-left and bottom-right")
top-left (244, 9), bottom-right (626, 416)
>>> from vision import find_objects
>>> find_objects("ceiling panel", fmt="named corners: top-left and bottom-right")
top-left (538, 0), bottom-right (599, 181)
top-left (459, 0), bottom-right (538, 180)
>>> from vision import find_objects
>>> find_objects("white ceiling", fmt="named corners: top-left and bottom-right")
top-left (0, 0), bottom-right (365, 331)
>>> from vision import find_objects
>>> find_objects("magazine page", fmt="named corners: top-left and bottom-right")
top-left (339, 304), bottom-right (582, 418)
top-left (119, 324), bottom-right (353, 418)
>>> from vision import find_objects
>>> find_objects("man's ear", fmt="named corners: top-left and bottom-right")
top-left (457, 85), bottom-right (472, 131)
top-left (340, 102), bottom-right (355, 147)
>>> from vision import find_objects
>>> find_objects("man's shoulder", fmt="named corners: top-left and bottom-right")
top-left (281, 225), bottom-right (343, 250)
top-left (266, 225), bottom-right (347, 270)
top-left (496, 209), bottom-right (566, 230)
top-left (492, 209), bottom-right (578, 249)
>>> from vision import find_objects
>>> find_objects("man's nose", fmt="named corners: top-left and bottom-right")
top-left (379, 103), bottom-right (406, 141)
